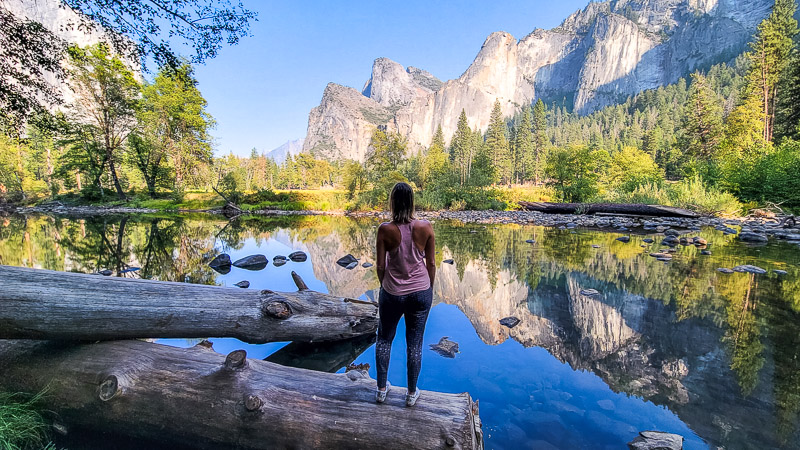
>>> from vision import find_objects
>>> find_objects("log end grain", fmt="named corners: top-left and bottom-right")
top-left (98, 375), bottom-right (120, 401)
top-left (262, 301), bottom-right (293, 320)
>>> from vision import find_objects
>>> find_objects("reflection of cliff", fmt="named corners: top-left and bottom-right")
top-left (432, 254), bottom-right (785, 448)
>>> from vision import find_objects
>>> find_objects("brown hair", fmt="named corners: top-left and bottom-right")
top-left (390, 182), bottom-right (415, 223)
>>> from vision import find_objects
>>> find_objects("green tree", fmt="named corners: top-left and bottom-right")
top-left (532, 99), bottom-right (548, 183)
top-left (682, 72), bottom-right (724, 159)
top-left (545, 145), bottom-right (610, 202)
top-left (422, 125), bottom-right (450, 189)
top-left (485, 99), bottom-right (510, 184)
top-left (514, 106), bottom-right (533, 183)
top-left (450, 110), bottom-right (474, 186)
top-left (0, 0), bottom-right (256, 121)
top-left (607, 146), bottom-right (664, 192)
top-left (135, 63), bottom-right (214, 195)
top-left (66, 43), bottom-right (139, 199)
top-left (746, 0), bottom-right (798, 142)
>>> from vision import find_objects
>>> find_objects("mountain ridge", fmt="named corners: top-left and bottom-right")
top-left (303, 0), bottom-right (774, 162)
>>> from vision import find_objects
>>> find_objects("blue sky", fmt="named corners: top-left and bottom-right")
top-left (193, 0), bottom-right (590, 156)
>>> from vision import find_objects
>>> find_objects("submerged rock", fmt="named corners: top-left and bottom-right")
top-left (525, 239), bottom-right (535, 244)
top-left (362, 262), bottom-right (373, 268)
top-left (234, 280), bottom-right (250, 288)
top-left (579, 289), bottom-right (600, 296)
top-left (430, 337), bottom-right (459, 358)
top-left (774, 269), bottom-right (788, 275)
top-left (232, 254), bottom-right (268, 270)
top-left (616, 236), bottom-right (630, 243)
top-left (345, 261), bottom-right (358, 270)
top-left (692, 237), bottom-right (707, 245)
top-left (499, 316), bottom-right (521, 328)
top-left (288, 251), bottom-right (307, 262)
top-left (443, 259), bottom-right (454, 265)
top-left (733, 265), bottom-right (767, 274)
top-left (642, 238), bottom-right (654, 243)
top-left (97, 269), bottom-right (112, 276)
top-left (739, 232), bottom-right (768, 243)
top-left (628, 430), bottom-right (683, 450)
top-left (336, 254), bottom-right (359, 268)
top-left (273, 256), bottom-right (288, 267)
top-left (717, 268), bottom-right (734, 274)
top-left (700, 250), bottom-right (712, 255)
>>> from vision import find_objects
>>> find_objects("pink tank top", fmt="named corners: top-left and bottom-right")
top-left (382, 220), bottom-right (431, 296)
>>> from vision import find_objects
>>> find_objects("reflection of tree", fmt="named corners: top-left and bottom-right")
top-left (765, 279), bottom-right (800, 442)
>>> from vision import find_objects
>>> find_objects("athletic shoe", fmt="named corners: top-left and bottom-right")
top-left (376, 383), bottom-right (390, 403)
top-left (406, 389), bottom-right (420, 407)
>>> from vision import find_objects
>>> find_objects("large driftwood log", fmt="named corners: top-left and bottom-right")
top-left (0, 265), bottom-right (377, 343)
top-left (518, 201), bottom-right (699, 218)
top-left (0, 339), bottom-right (483, 450)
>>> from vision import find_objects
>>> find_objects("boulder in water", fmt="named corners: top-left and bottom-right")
top-left (232, 254), bottom-right (268, 270)
top-left (362, 262), bottom-right (373, 268)
top-left (97, 269), bottom-right (113, 276)
top-left (616, 236), bottom-right (630, 243)
top-left (580, 289), bottom-right (600, 296)
top-left (733, 265), bottom-right (767, 274)
top-left (642, 238), bottom-right (654, 244)
top-left (430, 337), bottom-right (459, 358)
top-left (443, 259), bottom-right (454, 265)
top-left (774, 269), bottom-right (788, 275)
top-left (499, 317), bottom-right (520, 329)
top-left (345, 261), bottom-right (358, 270)
top-left (209, 254), bottom-right (232, 273)
top-left (628, 430), bottom-right (683, 450)
top-left (336, 254), bottom-right (358, 268)
top-left (288, 251), bottom-right (307, 262)
top-left (739, 232), bottom-right (768, 243)
top-left (717, 268), bottom-right (734, 274)
top-left (234, 280), bottom-right (250, 288)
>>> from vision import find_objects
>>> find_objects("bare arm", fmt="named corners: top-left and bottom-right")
top-left (376, 224), bottom-right (387, 286)
top-left (424, 222), bottom-right (436, 287)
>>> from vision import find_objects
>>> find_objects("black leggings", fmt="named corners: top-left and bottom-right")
top-left (375, 286), bottom-right (433, 392)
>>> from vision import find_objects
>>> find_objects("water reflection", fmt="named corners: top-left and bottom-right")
top-left (1, 213), bottom-right (799, 449)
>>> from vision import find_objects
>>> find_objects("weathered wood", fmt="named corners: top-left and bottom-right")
top-left (0, 265), bottom-right (377, 343)
top-left (0, 339), bottom-right (483, 450)
top-left (518, 201), bottom-right (700, 218)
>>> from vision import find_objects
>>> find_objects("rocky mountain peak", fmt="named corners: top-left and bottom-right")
top-left (304, 0), bottom-right (774, 162)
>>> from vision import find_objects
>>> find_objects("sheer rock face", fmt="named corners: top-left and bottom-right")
top-left (303, 0), bottom-right (772, 161)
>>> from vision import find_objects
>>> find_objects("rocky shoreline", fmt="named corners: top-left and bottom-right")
top-left (4, 204), bottom-right (799, 242)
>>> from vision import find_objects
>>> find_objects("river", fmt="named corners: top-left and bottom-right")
top-left (1, 213), bottom-right (799, 449)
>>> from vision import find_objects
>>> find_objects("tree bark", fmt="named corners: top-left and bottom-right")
top-left (0, 265), bottom-right (378, 343)
top-left (0, 339), bottom-right (483, 450)
top-left (518, 201), bottom-right (700, 217)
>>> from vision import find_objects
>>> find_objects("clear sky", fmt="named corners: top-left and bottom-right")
top-left (193, 0), bottom-right (591, 156)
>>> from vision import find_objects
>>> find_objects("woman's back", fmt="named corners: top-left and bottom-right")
top-left (381, 220), bottom-right (430, 296)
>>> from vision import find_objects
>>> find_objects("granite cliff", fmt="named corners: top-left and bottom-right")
top-left (303, 0), bottom-right (773, 161)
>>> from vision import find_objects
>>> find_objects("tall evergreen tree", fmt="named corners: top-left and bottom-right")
top-left (450, 110), bottom-right (473, 186)
top-left (485, 99), bottom-right (510, 184)
top-left (746, 0), bottom-right (798, 142)
top-left (532, 99), bottom-right (548, 184)
top-left (514, 106), bottom-right (533, 183)
top-left (776, 44), bottom-right (800, 140)
top-left (422, 125), bottom-right (449, 188)
top-left (682, 72), bottom-right (724, 159)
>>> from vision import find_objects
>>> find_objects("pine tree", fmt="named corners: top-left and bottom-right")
top-left (422, 125), bottom-right (449, 188)
top-left (514, 106), bottom-right (533, 182)
top-left (775, 45), bottom-right (800, 140)
top-left (450, 110), bottom-right (472, 186)
top-left (682, 72), bottom-right (724, 159)
top-left (532, 99), bottom-right (547, 184)
top-left (485, 99), bottom-right (510, 184)
top-left (746, 0), bottom-right (798, 142)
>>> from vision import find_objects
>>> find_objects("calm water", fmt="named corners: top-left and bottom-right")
top-left (1, 213), bottom-right (800, 449)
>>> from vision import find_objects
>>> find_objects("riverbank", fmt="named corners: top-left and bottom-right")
top-left (4, 203), bottom-right (799, 242)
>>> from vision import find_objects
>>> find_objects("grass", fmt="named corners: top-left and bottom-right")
top-left (0, 391), bottom-right (52, 450)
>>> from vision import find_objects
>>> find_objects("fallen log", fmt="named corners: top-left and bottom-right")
top-left (518, 201), bottom-right (699, 218)
top-left (0, 265), bottom-right (377, 343)
top-left (0, 339), bottom-right (483, 450)
top-left (265, 333), bottom-right (377, 373)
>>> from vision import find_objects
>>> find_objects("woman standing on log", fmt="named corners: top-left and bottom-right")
top-left (375, 182), bottom-right (436, 406)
